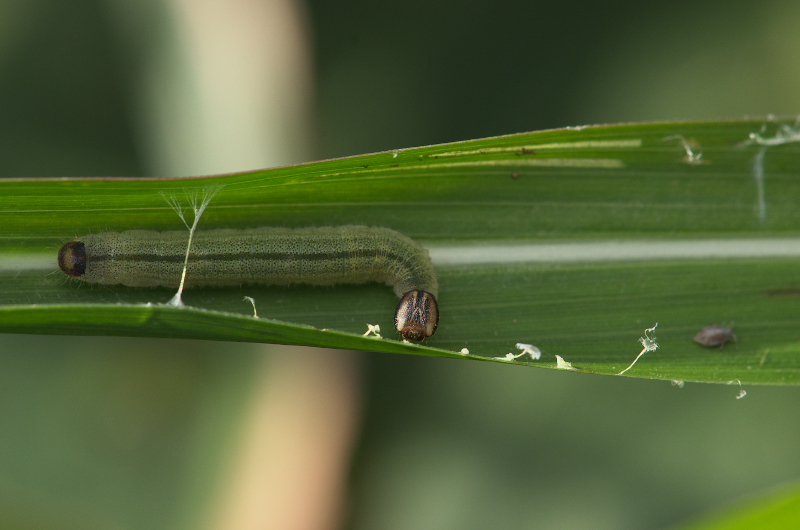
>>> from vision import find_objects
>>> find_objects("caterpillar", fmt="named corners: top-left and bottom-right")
top-left (57, 225), bottom-right (439, 340)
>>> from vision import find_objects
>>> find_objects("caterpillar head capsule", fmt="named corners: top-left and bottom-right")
top-left (395, 290), bottom-right (439, 341)
top-left (58, 241), bottom-right (87, 278)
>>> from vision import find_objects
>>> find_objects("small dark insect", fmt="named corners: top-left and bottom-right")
top-left (693, 325), bottom-right (737, 348)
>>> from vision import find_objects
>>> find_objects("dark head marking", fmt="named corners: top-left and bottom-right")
top-left (58, 241), bottom-right (87, 278)
top-left (395, 290), bottom-right (439, 341)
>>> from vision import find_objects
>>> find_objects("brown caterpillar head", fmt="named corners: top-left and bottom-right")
top-left (58, 241), bottom-right (87, 278)
top-left (395, 290), bottom-right (439, 341)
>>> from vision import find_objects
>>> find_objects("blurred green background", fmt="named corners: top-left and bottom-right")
top-left (2, 1), bottom-right (800, 529)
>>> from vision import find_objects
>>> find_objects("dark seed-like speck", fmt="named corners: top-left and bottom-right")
top-left (694, 325), bottom-right (736, 347)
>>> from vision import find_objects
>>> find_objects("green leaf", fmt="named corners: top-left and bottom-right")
top-left (3, 118), bottom-right (800, 384)
top-left (679, 481), bottom-right (800, 530)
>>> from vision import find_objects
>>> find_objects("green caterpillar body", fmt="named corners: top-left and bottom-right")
top-left (58, 225), bottom-right (439, 340)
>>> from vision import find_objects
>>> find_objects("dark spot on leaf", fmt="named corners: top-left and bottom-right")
top-left (763, 287), bottom-right (800, 297)
top-left (694, 325), bottom-right (736, 348)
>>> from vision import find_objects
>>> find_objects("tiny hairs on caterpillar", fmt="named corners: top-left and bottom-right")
top-left (58, 225), bottom-right (439, 340)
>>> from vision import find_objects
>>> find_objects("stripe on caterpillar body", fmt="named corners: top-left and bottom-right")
top-left (58, 225), bottom-right (439, 340)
